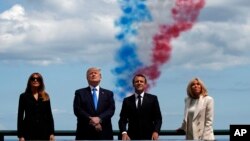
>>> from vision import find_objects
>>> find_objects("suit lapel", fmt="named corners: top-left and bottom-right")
top-left (129, 94), bottom-right (137, 111)
top-left (97, 88), bottom-right (105, 112)
top-left (184, 98), bottom-right (191, 122)
top-left (141, 93), bottom-right (148, 109)
top-left (86, 87), bottom-right (96, 111)
top-left (193, 96), bottom-right (204, 120)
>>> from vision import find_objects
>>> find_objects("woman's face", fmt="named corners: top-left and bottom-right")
top-left (30, 74), bottom-right (41, 87)
top-left (191, 79), bottom-right (202, 96)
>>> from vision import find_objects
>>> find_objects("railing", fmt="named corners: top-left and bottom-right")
top-left (0, 130), bottom-right (229, 141)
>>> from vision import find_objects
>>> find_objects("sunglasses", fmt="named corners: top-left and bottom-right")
top-left (30, 77), bottom-right (41, 82)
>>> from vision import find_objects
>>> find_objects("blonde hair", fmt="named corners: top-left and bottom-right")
top-left (186, 77), bottom-right (208, 99)
top-left (86, 67), bottom-right (101, 76)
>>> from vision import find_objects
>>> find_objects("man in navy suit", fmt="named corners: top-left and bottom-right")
top-left (119, 74), bottom-right (162, 140)
top-left (73, 67), bottom-right (115, 140)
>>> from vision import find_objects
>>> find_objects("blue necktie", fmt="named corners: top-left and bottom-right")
top-left (92, 88), bottom-right (98, 110)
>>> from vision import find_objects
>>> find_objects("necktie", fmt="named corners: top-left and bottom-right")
top-left (92, 88), bottom-right (98, 110)
top-left (137, 95), bottom-right (142, 109)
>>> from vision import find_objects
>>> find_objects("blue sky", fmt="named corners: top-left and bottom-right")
top-left (0, 0), bottom-right (250, 139)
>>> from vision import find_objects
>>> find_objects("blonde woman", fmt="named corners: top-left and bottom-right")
top-left (177, 77), bottom-right (215, 140)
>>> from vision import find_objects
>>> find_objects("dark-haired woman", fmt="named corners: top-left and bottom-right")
top-left (17, 72), bottom-right (55, 141)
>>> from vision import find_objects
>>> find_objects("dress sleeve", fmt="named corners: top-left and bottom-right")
top-left (17, 94), bottom-right (25, 138)
top-left (47, 97), bottom-right (55, 135)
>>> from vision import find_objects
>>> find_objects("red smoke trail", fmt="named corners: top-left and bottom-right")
top-left (137, 0), bottom-right (205, 89)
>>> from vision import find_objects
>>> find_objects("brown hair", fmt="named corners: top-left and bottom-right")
top-left (186, 77), bottom-right (208, 99)
top-left (25, 72), bottom-right (49, 101)
top-left (132, 74), bottom-right (147, 84)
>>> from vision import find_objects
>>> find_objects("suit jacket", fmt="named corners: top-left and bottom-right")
top-left (73, 86), bottom-right (115, 140)
top-left (180, 95), bottom-right (215, 140)
top-left (17, 93), bottom-right (54, 140)
top-left (119, 93), bottom-right (162, 140)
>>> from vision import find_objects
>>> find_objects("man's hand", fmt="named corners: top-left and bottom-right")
top-left (122, 133), bottom-right (130, 140)
top-left (95, 123), bottom-right (102, 132)
top-left (89, 116), bottom-right (101, 126)
top-left (89, 116), bottom-right (102, 132)
top-left (49, 134), bottom-right (55, 141)
top-left (151, 132), bottom-right (159, 140)
top-left (19, 137), bottom-right (25, 141)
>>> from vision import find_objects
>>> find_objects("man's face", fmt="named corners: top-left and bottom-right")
top-left (133, 76), bottom-right (146, 93)
top-left (87, 68), bottom-right (101, 86)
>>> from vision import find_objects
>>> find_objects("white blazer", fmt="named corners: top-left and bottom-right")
top-left (180, 95), bottom-right (215, 140)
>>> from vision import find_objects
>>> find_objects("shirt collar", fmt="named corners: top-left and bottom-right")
top-left (89, 85), bottom-right (100, 91)
top-left (135, 92), bottom-right (145, 98)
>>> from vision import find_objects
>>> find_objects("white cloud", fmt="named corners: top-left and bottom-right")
top-left (45, 0), bottom-right (81, 13)
top-left (0, 4), bottom-right (25, 21)
top-left (0, 0), bottom-right (249, 70)
top-left (171, 20), bottom-right (250, 70)
top-left (0, 1), bottom-right (120, 66)
top-left (133, 0), bottom-right (250, 70)
top-left (207, 0), bottom-right (250, 7)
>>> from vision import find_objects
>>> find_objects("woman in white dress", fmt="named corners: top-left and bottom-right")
top-left (177, 77), bottom-right (215, 140)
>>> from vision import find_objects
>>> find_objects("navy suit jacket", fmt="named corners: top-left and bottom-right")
top-left (73, 86), bottom-right (115, 140)
top-left (119, 93), bottom-right (162, 140)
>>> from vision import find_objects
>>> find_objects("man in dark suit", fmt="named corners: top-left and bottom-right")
top-left (119, 74), bottom-right (162, 140)
top-left (73, 67), bottom-right (115, 140)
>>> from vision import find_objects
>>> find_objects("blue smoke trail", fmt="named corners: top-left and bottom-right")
top-left (113, 0), bottom-right (152, 100)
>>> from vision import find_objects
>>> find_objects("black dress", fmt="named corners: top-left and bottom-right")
top-left (17, 93), bottom-right (54, 140)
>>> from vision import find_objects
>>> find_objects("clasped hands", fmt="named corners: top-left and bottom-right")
top-left (89, 116), bottom-right (102, 132)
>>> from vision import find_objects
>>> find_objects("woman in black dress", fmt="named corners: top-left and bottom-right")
top-left (17, 72), bottom-right (55, 141)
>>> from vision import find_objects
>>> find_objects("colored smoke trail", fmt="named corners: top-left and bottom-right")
top-left (113, 0), bottom-right (205, 100)
top-left (113, 0), bottom-right (152, 100)
top-left (137, 0), bottom-right (205, 88)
